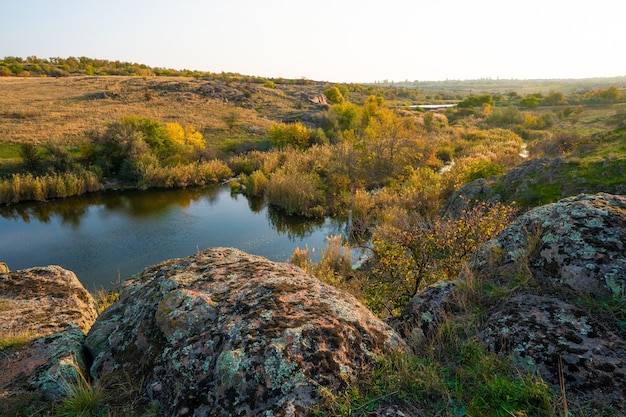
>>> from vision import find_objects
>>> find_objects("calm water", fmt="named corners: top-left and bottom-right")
top-left (0, 186), bottom-right (349, 290)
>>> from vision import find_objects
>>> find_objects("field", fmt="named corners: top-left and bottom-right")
top-left (0, 76), bottom-right (331, 146)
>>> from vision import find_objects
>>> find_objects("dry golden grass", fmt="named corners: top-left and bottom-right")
top-left (0, 76), bottom-right (304, 146)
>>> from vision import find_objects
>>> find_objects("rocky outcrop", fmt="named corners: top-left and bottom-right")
top-left (443, 157), bottom-right (567, 216)
top-left (85, 247), bottom-right (406, 417)
top-left (395, 193), bottom-right (626, 411)
top-left (472, 192), bottom-right (625, 297)
top-left (0, 266), bottom-right (97, 401)
top-left (480, 294), bottom-right (626, 408)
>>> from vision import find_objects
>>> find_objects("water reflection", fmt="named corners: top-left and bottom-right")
top-left (0, 187), bottom-right (223, 225)
top-left (0, 185), bottom-right (350, 289)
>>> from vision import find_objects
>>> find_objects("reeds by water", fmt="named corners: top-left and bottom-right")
top-left (0, 171), bottom-right (101, 204)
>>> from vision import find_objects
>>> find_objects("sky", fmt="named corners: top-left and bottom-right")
top-left (2, 0), bottom-right (625, 83)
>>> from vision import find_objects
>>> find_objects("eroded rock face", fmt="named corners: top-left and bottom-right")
top-left (0, 266), bottom-right (97, 401)
top-left (396, 193), bottom-right (626, 411)
top-left (473, 193), bottom-right (626, 298)
top-left (86, 247), bottom-right (406, 417)
top-left (480, 294), bottom-right (626, 409)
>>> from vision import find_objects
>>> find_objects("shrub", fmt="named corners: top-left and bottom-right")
top-left (241, 170), bottom-right (268, 197)
top-left (266, 169), bottom-right (325, 217)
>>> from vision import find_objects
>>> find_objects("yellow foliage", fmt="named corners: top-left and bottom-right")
top-left (165, 122), bottom-right (206, 153)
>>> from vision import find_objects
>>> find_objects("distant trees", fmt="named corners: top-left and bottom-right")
top-left (542, 91), bottom-right (568, 106)
top-left (457, 94), bottom-right (493, 108)
top-left (519, 95), bottom-right (541, 108)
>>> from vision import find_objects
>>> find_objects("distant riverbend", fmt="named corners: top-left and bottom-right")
top-left (0, 185), bottom-right (349, 290)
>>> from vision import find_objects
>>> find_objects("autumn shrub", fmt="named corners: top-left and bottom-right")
top-left (240, 170), bottom-right (268, 197)
top-left (139, 160), bottom-right (232, 188)
top-left (266, 169), bottom-right (325, 217)
top-left (363, 201), bottom-right (517, 316)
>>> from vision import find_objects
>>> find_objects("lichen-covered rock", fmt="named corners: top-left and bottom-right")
top-left (480, 294), bottom-right (626, 409)
top-left (464, 193), bottom-right (626, 410)
top-left (387, 280), bottom-right (458, 349)
top-left (442, 178), bottom-right (496, 218)
top-left (86, 247), bottom-right (407, 417)
top-left (0, 266), bottom-right (97, 401)
top-left (0, 262), bottom-right (9, 273)
top-left (472, 193), bottom-right (626, 298)
top-left (0, 265), bottom-right (97, 336)
top-left (0, 327), bottom-right (90, 400)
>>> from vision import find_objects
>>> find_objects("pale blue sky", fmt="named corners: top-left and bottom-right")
top-left (2, 0), bottom-right (625, 82)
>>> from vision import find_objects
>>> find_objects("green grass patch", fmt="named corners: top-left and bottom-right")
top-left (0, 142), bottom-right (22, 159)
top-left (312, 342), bottom-right (554, 416)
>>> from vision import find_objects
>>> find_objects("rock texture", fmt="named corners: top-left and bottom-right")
top-left (472, 193), bottom-right (626, 409)
top-left (480, 294), bottom-right (626, 408)
top-left (472, 192), bottom-right (626, 298)
top-left (86, 247), bottom-right (406, 417)
top-left (0, 266), bottom-right (97, 401)
top-left (387, 280), bottom-right (458, 349)
top-left (396, 193), bottom-right (626, 411)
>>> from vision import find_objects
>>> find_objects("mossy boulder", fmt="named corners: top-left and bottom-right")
top-left (0, 266), bottom-right (97, 404)
top-left (85, 247), bottom-right (406, 416)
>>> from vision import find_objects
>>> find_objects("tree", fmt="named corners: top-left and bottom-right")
top-left (323, 86), bottom-right (345, 104)
top-left (598, 86), bottom-right (622, 103)
top-left (457, 94), bottom-right (493, 108)
top-left (18, 143), bottom-right (43, 172)
top-left (519, 95), bottom-right (540, 108)
top-left (542, 91), bottom-right (567, 106)
top-left (223, 111), bottom-right (241, 131)
top-left (269, 122), bottom-right (311, 149)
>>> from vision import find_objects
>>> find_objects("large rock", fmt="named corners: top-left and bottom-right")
top-left (472, 193), bottom-right (626, 298)
top-left (0, 266), bottom-right (97, 402)
top-left (396, 193), bottom-right (626, 411)
top-left (471, 193), bottom-right (626, 410)
top-left (480, 294), bottom-right (626, 409)
top-left (387, 280), bottom-right (458, 349)
top-left (86, 247), bottom-right (406, 416)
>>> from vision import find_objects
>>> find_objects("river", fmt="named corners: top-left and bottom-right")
top-left (0, 186), bottom-right (349, 290)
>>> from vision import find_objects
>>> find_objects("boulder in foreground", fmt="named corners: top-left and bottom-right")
top-left (86, 247), bottom-right (407, 416)
top-left (0, 266), bottom-right (97, 402)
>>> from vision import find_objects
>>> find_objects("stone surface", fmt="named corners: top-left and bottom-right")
top-left (397, 193), bottom-right (626, 411)
top-left (0, 265), bottom-right (97, 336)
top-left (480, 294), bottom-right (626, 410)
top-left (86, 247), bottom-right (407, 417)
top-left (0, 262), bottom-right (9, 273)
top-left (469, 193), bottom-right (626, 410)
top-left (472, 193), bottom-right (626, 298)
top-left (387, 280), bottom-right (458, 349)
top-left (0, 265), bottom-right (97, 401)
